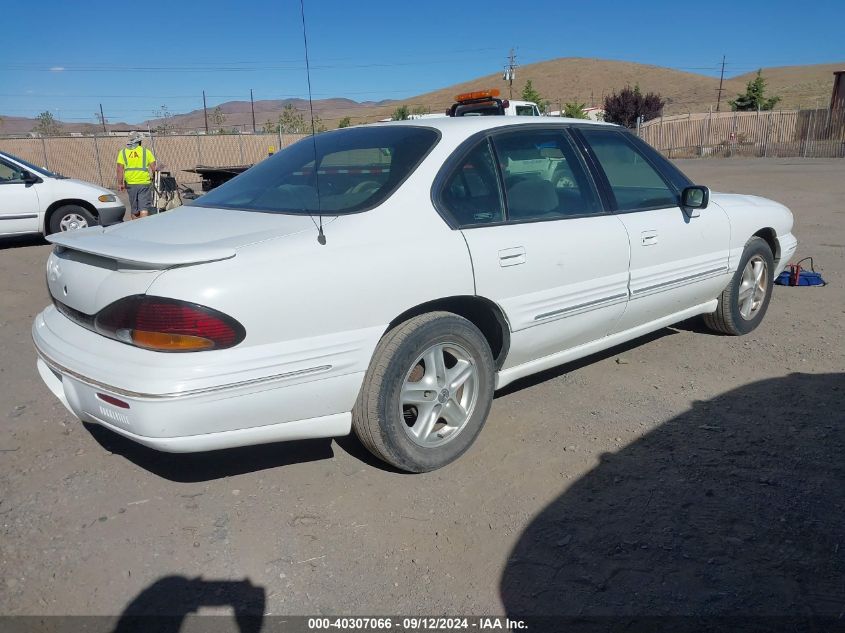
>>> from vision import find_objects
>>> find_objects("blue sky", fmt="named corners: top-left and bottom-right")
top-left (2, 0), bottom-right (842, 124)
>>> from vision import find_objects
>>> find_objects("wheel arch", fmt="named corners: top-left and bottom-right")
top-left (44, 199), bottom-right (99, 234)
top-left (387, 296), bottom-right (511, 369)
top-left (753, 227), bottom-right (780, 264)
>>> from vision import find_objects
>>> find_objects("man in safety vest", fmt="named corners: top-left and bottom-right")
top-left (116, 132), bottom-right (157, 219)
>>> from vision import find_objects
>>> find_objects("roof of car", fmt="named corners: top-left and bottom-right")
top-left (369, 116), bottom-right (615, 134)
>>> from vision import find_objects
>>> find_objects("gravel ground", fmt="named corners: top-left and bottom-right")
top-left (0, 159), bottom-right (842, 625)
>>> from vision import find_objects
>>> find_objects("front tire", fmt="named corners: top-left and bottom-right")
top-left (353, 312), bottom-right (495, 472)
top-left (48, 204), bottom-right (96, 235)
top-left (703, 236), bottom-right (774, 335)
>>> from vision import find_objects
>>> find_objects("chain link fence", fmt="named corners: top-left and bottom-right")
top-left (2, 109), bottom-right (842, 192)
top-left (640, 108), bottom-right (845, 159)
top-left (0, 131), bottom-right (306, 191)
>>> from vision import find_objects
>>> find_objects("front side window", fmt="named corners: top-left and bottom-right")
top-left (515, 105), bottom-right (539, 116)
top-left (493, 130), bottom-right (601, 221)
top-left (580, 129), bottom-right (678, 211)
top-left (0, 159), bottom-right (25, 183)
top-left (439, 139), bottom-right (504, 226)
top-left (191, 126), bottom-right (439, 214)
top-left (0, 153), bottom-right (59, 179)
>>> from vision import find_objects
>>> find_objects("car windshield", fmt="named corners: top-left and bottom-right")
top-left (0, 152), bottom-right (63, 179)
top-left (190, 126), bottom-right (439, 214)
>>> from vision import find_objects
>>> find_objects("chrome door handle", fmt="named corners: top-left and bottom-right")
top-left (498, 246), bottom-right (526, 267)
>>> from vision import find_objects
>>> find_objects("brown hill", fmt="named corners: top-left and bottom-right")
top-left (2, 59), bottom-right (841, 134)
top-left (733, 63), bottom-right (844, 109)
top-left (368, 58), bottom-right (845, 121)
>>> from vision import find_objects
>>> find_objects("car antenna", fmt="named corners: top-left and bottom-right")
top-left (299, 0), bottom-right (326, 245)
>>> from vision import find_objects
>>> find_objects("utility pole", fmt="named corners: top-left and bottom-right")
top-left (716, 55), bottom-right (726, 112)
top-left (503, 48), bottom-right (517, 99)
top-left (98, 103), bottom-right (107, 134)
top-left (250, 89), bottom-right (257, 133)
top-left (202, 90), bottom-right (209, 134)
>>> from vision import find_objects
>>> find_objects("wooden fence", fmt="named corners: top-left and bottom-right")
top-left (0, 132), bottom-right (306, 190)
top-left (2, 110), bottom-right (842, 192)
top-left (639, 108), bottom-right (845, 159)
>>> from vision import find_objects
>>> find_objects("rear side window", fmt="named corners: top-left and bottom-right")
top-left (493, 130), bottom-right (601, 221)
top-left (580, 129), bottom-right (678, 211)
top-left (439, 139), bottom-right (504, 226)
top-left (191, 126), bottom-right (439, 214)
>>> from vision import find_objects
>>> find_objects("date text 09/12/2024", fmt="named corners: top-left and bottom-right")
top-left (306, 617), bottom-right (528, 630)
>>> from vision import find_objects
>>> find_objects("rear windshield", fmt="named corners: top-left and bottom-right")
top-left (455, 103), bottom-right (504, 117)
top-left (190, 126), bottom-right (439, 214)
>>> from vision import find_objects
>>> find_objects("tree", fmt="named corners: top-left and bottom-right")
top-left (392, 105), bottom-right (410, 121)
top-left (338, 116), bottom-right (352, 128)
top-left (263, 119), bottom-right (278, 133)
top-left (278, 104), bottom-right (306, 134)
top-left (603, 85), bottom-right (665, 128)
top-left (33, 111), bottom-right (62, 136)
top-left (152, 105), bottom-right (175, 134)
top-left (521, 80), bottom-right (548, 111)
top-left (211, 106), bottom-right (227, 133)
top-left (562, 102), bottom-right (589, 119)
top-left (729, 70), bottom-right (780, 111)
top-left (311, 115), bottom-right (327, 134)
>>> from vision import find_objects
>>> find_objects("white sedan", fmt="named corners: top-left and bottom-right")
top-left (32, 118), bottom-right (797, 472)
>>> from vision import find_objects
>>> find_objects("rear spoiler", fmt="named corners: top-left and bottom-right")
top-left (47, 227), bottom-right (236, 268)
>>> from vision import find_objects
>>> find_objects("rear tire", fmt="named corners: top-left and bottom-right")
top-left (353, 312), bottom-right (495, 473)
top-left (703, 236), bottom-right (774, 335)
top-left (48, 204), bottom-right (96, 235)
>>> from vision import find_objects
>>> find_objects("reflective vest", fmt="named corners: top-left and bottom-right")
top-left (118, 147), bottom-right (154, 185)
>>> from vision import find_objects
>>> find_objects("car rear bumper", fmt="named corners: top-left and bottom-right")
top-left (96, 204), bottom-right (126, 226)
top-left (36, 355), bottom-right (350, 452)
top-left (35, 350), bottom-right (354, 452)
top-left (32, 306), bottom-right (367, 452)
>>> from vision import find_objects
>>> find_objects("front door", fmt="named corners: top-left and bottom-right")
top-left (577, 128), bottom-right (731, 333)
top-left (0, 158), bottom-right (40, 235)
top-left (437, 128), bottom-right (631, 371)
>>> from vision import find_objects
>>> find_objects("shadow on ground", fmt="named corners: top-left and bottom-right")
top-left (85, 423), bottom-right (334, 482)
top-left (111, 575), bottom-right (265, 633)
top-left (0, 234), bottom-right (48, 250)
top-left (500, 373), bottom-right (845, 627)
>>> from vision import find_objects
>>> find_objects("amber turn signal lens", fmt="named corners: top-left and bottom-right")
top-left (131, 330), bottom-right (215, 351)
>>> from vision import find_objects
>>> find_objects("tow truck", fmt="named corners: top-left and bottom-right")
top-left (446, 88), bottom-right (542, 117)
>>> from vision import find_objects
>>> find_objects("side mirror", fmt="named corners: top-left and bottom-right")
top-left (681, 185), bottom-right (709, 210)
top-left (21, 170), bottom-right (39, 185)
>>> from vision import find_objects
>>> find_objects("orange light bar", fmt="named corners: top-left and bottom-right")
top-left (454, 88), bottom-right (500, 103)
top-left (131, 330), bottom-right (215, 351)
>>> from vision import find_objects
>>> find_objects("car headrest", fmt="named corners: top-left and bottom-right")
top-left (507, 179), bottom-right (558, 217)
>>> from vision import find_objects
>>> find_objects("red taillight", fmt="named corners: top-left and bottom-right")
top-left (95, 295), bottom-right (245, 352)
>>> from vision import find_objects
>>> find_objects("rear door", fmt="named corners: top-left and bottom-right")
top-left (437, 127), bottom-right (630, 370)
top-left (576, 128), bottom-right (731, 333)
top-left (0, 156), bottom-right (40, 235)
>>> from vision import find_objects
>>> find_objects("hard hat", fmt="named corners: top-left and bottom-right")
top-left (127, 131), bottom-right (144, 146)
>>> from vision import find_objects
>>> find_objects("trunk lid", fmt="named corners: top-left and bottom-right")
top-left (45, 205), bottom-right (317, 314)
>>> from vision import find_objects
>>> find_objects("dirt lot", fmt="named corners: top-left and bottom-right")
top-left (0, 159), bottom-right (843, 626)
